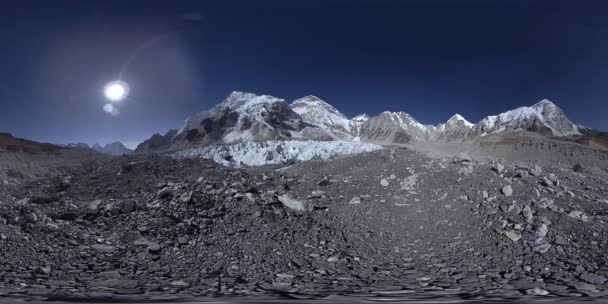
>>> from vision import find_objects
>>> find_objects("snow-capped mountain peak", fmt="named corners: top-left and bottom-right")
top-left (474, 99), bottom-right (579, 136)
top-left (291, 95), bottom-right (352, 139)
top-left (136, 91), bottom-right (584, 154)
top-left (447, 114), bottom-right (474, 128)
top-left (351, 113), bottom-right (369, 122)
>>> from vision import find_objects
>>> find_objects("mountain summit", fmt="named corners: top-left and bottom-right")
top-left (135, 93), bottom-right (582, 152)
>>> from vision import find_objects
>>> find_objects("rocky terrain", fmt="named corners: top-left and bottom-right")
top-left (2, 93), bottom-right (608, 302)
top-left (1, 143), bottom-right (608, 302)
top-left (0, 133), bottom-right (102, 185)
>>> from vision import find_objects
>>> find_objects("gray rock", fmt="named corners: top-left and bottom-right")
top-left (525, 288), bottom-right (550, 296)
top-left (380, 179), bottom-right (389, 187)
top-left (535, 197), bottom-right (554, 209)
top-left (317, 179), bottom-right (331, 187)
top-left (501, 185), bottom-right (513, 197)
top-left (535, 223), bottom-right (549, 238)
top-left (40, 266), bottom-right (52, 275)
top-left (147, 242), bottom-right (161, 254)
top-left (492, 163), bottom-right (505, 173)
top-left (170, 280), bottom-right (189, 288)
top-left (573, 163), bottom-right (584, 172)
top-left (504, 230), bottom-right (521, 242)
top-left (458, 165), bottom-right (474, 176)
top-left (276, 273), bottom-right (294, 280)
top-left (529, 165), bottom-right (542, 176)
top-left (92, 244), bottom-right (117, 253)
top-left (177, 236), bottom-right (189, 246)
top-left (157, 187), bottom-right (174, 199)
top-left (119, 200), bottom-right (136, 214)
top-left (579, 272), bottom-right (607, 285)
top-left (533, 242), bottom-right (551, 253)
top-left (179, 191), bottom-right (193, 204)
top-left (349, 196), bottom-right (362, 204)
top-left (522, 205), bottom-right (534, 223)
top-left (86, 199), bottom-right (103, 215)
top-left (327, 256), bottom-right (340, 262)
top-left (277, 194), bottom-right (310, 211)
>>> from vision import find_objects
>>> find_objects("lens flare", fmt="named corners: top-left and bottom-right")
top-left (103, 103), bottom-right (120, 116)
top-left (104, 80), bottom-right (129, 102)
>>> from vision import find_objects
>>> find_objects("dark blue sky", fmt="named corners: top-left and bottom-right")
top-left (1, 0), bottom-right (607, 147)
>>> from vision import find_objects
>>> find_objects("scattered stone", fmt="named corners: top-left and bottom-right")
top-left (147, 242), bottom-right (161, 254)
top-left (522, 205), bottom-right (534, 223)
top-left (277, 194), bottom-right (310, 211)
top-left (535, 198), bottom-right (554, 209)
top-left (492, 163), bottom-right (505, 173)
top-left (40, 266), bottom-right (52, 275)
top-left (276, 273), bottom-right (294, 280)
top-left (349, 196), bottom-right (362, 204)
top-left (579, 272), bottom-right (607, 285)
top-left (119, 200), bottom-right (136, 214)
top-left (529, 165), bottom-right (543, 176)
top-left (157, 187), bottom-right (174, 199)
top-left (179, 191), bottom-right (193, 204)
top-left (317, 179), bottom-right (331, 187)
top-left (525, 288), bottom-right (550, 296)
top-left (458, 165), bottom-right (474, 176)
top-left (327, 256), bottom-right (339, 262)
top-left (533, 243), bottom-right (551, 253)
top-left (501, 185), bottom-right (513, 197)
top-left (91, 244), bottom-right (117, 253)
top-left (504, 230), bottom-right (521, 242)
top-left (380, 179), bottom-right (389, 187)
top-left (568, 210), bottom-right (589, 221)
top-left (177, 236), bottom-right (189, 246)
top-left (170, 280), bottom-right (190, 288)
top-left (85, 199), bottom-right (103, 215)
top-left (535, 223), bottom-right (548, 238)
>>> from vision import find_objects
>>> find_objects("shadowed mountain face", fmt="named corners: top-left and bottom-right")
top-left (0, 133), bottom-right (60, 154)
top-left (135, 92), bottom-right (583, 153)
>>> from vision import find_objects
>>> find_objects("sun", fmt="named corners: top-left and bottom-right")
top-left (104, 80), bottom-right (130, 102)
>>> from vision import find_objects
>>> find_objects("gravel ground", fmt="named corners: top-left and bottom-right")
top-left (1, 147), bottom-right (608, 302)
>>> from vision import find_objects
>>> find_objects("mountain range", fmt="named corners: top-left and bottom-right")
top-left (68, 142), bottom-right (132, 156)
top-left (134, 91), bottom-right (582, 153)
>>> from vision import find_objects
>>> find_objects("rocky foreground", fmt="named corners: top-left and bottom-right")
top-left (1, 148), bottom-right (608, 301)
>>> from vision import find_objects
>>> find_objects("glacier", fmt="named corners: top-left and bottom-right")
top-left (171, 140), bottom-right (383, 167)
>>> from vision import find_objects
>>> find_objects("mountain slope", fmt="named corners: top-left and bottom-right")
top-left (291, 95), bottom-right (353, 139)
top-left (359, 111), bottom-right (433, 144)
top-left (358, 99), bottom-right (581, 145)
top-left (136, 92), bottom-right (587, 153)
top-left (137, 92), bottom-right (313, 152)
top-left (472, 99), bottom-right (579, 137)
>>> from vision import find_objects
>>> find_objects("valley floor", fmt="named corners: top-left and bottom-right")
top-left (1, 147), bottom-right (608, 302)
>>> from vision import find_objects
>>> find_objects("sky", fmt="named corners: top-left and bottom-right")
top-left (1, 0), bottom-right (607, 148)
